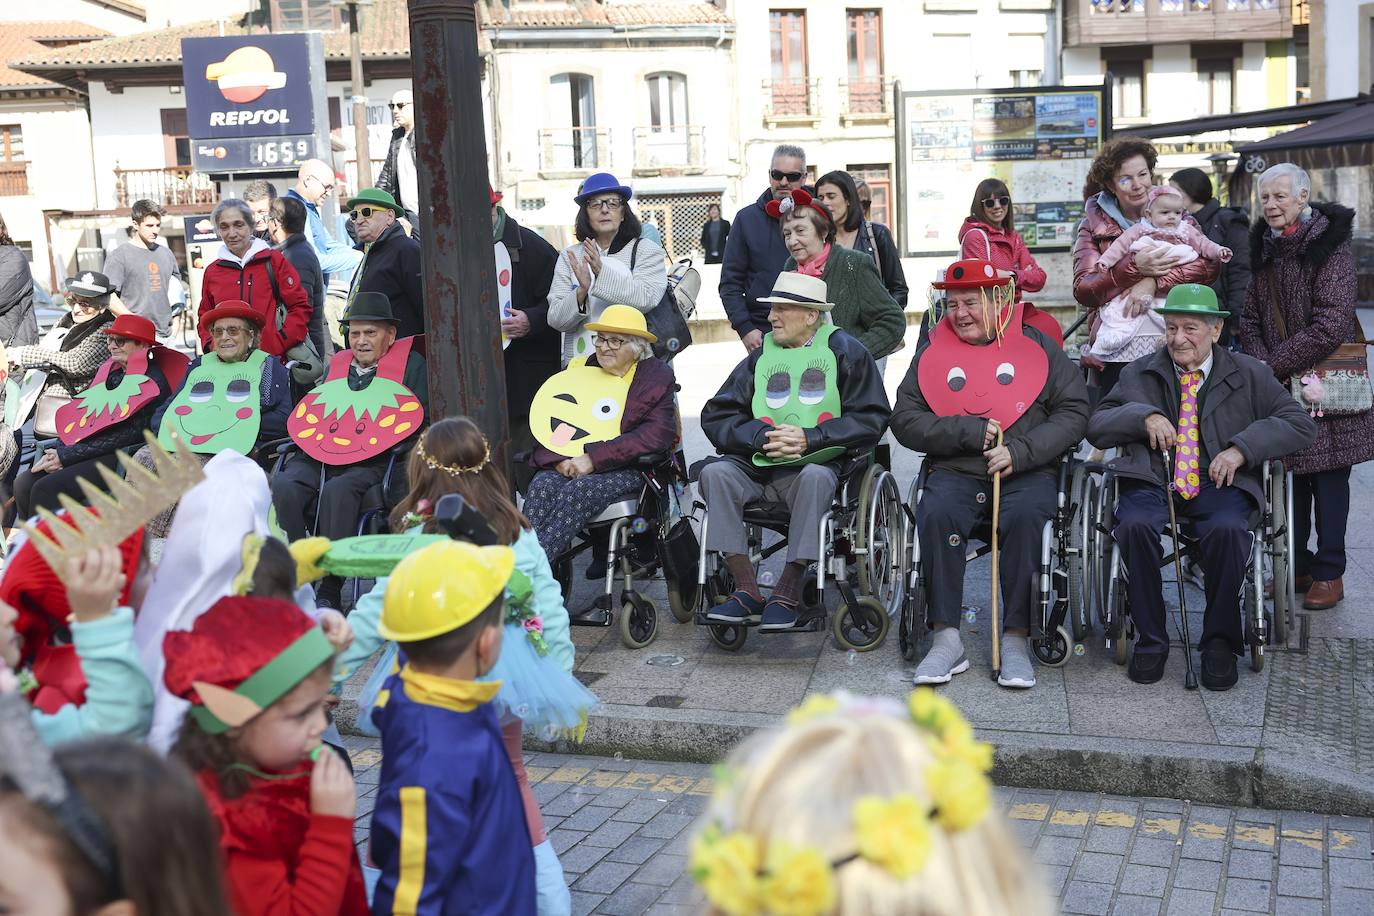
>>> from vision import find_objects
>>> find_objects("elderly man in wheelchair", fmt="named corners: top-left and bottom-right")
top-left (1088, 285), bottom-right (1316, 690)
top-left (892, 258), bottom-right (1089, 689)
top-left (270, 291), bottom-right (428, 610)
top-left (698, 272), bottom-right (891, 632)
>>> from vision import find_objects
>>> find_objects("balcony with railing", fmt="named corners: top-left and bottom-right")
top-left (114, 165), bottom-right (219, 209)
top-left (1067, 0), bottom-right (1291, 45)
top-left (763, 78), bottom-right (821, 126)
top-left (538, 127), bottom-right (612, 178)
top-left (0, 162), bottom-right (29, 197)
top-left (839, 77), bottom-right (896, 124)
top-left (632, 126), bottom-right (706, 177)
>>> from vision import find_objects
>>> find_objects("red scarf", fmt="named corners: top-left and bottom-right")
top-left (796, 243), bottom-right (832, 278)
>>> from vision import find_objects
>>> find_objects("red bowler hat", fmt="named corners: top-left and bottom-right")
top-left (198, 299), bottom-right (265, 332)
top-left (102, 313), bottom-right (158, 346)
top-left (931, 259), bottom-right (1007, 290)
top-left (490, 184), bottom-right (503, 206)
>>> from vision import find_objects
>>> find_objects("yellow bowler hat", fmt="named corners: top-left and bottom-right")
top-left (380, 540), bottom-right (515, 642)
top-left (585, 304), bottom-right (657, 343)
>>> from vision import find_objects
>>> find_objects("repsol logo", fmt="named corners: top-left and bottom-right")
top-left (208, 109), bottom-right (292, 127)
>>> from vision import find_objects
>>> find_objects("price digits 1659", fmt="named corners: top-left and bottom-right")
top-left (250, 139), bottom-right (311, 166)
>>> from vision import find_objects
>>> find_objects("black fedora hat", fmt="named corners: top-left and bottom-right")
top-left (341, 291), bottom-right (398, 326)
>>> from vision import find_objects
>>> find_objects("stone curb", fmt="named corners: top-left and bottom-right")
top-left (335, 692), bottom-right (1374, 817)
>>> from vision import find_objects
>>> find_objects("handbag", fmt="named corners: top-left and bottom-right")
top-left (33, 390), bottom-right (72, 439)
top-left (630, 240), bottom-right (694, 362)
top-left (1267, 276), bottom-right (1373, 416)
top-left (264, 259), bottom-right (324, 386)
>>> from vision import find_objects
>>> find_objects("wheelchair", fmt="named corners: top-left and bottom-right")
top-left (547, 453), bottom-right (699, 650)
top-left (686, 449), bottom-right (905, 653)
top-left (898, 452), bottom-right (1085, 669)
top-left (1088, 459), bottom-right (1294, 672)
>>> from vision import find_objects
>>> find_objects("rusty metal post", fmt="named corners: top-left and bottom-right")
top-left (407, 0), bottom-right (508, 468)
top-left (348, 1), bottom-right (373, 188)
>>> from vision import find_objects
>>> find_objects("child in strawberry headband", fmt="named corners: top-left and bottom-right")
top-left (691, 689), bottom-right (1051, 916)
top-left (164, 596), bottom-right (368, 916)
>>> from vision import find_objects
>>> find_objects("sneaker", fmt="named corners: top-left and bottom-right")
top-left (759, 599), bottom-right (799, 631)
top-left (913, 629), bottom-right (969, 685)
top-left (1127, 651), bottom-right (1167, 684)
top-left (997, 636), bottom-right (1036, 689)
top-left (1199, 639), bottom-right (1238, 691)
top-left (706, 590), bottom-right (764, 624)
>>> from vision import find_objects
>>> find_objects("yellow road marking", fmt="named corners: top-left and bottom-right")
top-left (587, 770), bottom-right (623, 788)
top-left (619, 772), bottom-right (661, 789)
top-left (1330, 831), bottom-right (1357, 852)
top-left (1233, 825), bottom-right (1276, 847)
top-left (652, 775), bottom-right (696, 794)
top-left (1141, 817), bottom-right (1181, 836)
top-left (688, 777), bottom-right (715, 796)
top-left (1009, 803), bottom-right (1049, 821)
top-left (1096, 811), bottom-right (1137, 829)
top-left (548, 766), bottom-right (590, 783)
top-left (350, 748), bottom-right (383, 768)
top-left (1051, 810), bottom-right (1090, 827)
top-left (525, 766), bottom-right (554, 784)
top-left (1188, 822), bottom-right (1227, 841)
top-left (1282, 828), bottom-right (1323, 850)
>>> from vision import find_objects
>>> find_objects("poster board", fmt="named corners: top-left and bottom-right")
top-left (896, 84), bottom-right (1109, 257)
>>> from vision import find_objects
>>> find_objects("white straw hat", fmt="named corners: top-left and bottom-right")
top-left (755, 272), bottom-right (834, 312)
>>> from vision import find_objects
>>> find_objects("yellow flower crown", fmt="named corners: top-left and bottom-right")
top-left (690, 689), bottom-right (994, 916)
top-left (415, 433), bottom-right (489, 476)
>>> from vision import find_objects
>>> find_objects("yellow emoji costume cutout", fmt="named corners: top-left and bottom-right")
top-left (530, 364), bottom-right (636, 457)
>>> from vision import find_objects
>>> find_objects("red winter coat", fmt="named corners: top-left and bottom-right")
top-left (196, 765), bottom-right (369, 916)
top-left (197, 244), bottom-right (311, 357)
top-left (958, 218), bottom-right (1062, 346)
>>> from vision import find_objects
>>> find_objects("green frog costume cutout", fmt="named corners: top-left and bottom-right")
top-left (751, 324), bottom-right (846, 468)
top-left (56, 347), bottom-right (189, 445)
top-left (158, 349), bottom-right (269, 454)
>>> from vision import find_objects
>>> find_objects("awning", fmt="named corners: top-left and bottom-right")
top-left (1235, 102), bottom-right (1374, 153)
top-left (1118, 95), bottom-right (1371, 139)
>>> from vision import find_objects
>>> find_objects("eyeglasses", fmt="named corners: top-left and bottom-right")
top-left (349, 206), bottom-right (386, 220)
top-left (593, 334), bottom-right (627, 350)
top-left (771, 169), bottom-right (804, 182)
top-left (107, 336), bottom-right (137, 347)
top-left (982, 196), bottom-right (1011, 208)
top-left (67, 295), bottom-right (101, 308)
top-left (211, 325), bottom-right (249, 338)
top-left (586, 198), bottom-right (623, 212)
top-left (387, 101), bottom-right (411, 111)
top-left (306, 174), bottom-right (335, 194)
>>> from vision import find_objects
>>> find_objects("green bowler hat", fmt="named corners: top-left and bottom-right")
top-left (345, 186), bottom-right (406, 216)
top-left (1157, 283), bottom-right (1230, 318)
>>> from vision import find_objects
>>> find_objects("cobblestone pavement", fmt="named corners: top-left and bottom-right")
top-left (342, 740), bottom-right (1374, 916)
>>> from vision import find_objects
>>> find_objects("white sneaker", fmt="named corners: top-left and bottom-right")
top-left (997, 636), bottom-right (1036, 689)
top-left (914, 629), bottom-right (969, 685)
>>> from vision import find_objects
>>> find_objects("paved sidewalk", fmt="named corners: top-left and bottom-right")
top-left (342, 744), bottom-right (1374, 916)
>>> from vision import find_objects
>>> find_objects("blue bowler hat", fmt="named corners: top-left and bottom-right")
top-left (574, 172), bottom-right (633, 205)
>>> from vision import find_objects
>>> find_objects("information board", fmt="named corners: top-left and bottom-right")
top-left (897, 84), bottom-right (1108, 256)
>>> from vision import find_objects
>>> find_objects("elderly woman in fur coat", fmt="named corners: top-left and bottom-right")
top-left (1239, 163), bottom-right (1374, 611)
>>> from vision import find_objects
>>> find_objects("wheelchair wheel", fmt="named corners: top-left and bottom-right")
top-left (1032, 625), bottom-right (1072, 668)
top-left (1095, 489), bottom-right (1117, 632)
top-left (898, 579), bottom-right (926, 662)
top-left (856, 469), bottom-right (906, 616)
top-left (1068, 468), bottom-right (1098, 643)
top-left (1105, 547), bottom-right (1129, 666)
top-left (832, 596), bottom-right (890, 652)
top-left (1268, 462), bottom-right (1292, 646)
top-left (1245, 576), bottom-right (1265, 673)
top-left (666, 576), bottom-right (701, 624)
top-left (618, 592), bottom-right (658, 649)
top-left (708, 623), bottom-right (748, 651)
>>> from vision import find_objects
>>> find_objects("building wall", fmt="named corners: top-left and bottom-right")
top-left (1321, 0), bottom-right (1373, 99)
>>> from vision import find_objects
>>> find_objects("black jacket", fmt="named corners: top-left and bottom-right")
top-left (702, 326), bottom-right (891, 460)
top-left (375, 127), bottom-right (418, 217)
top-left (277, 232), bottom-right (328, 358)
top-left (499, 214), bottom-right (560, 422)
top-left (700, 218), bottom-right (731, 264)
top-left (718, 188), bottom-right (797, 338)
top-left (891, 324), bottom-right (1088, 479)
top-left (1087, 345), bottom-right (1315, 509)
top-left (56, 361), bottom-right (172, 467)
top-left (852, 221), bottom-right (908, 308)
top-left (352, 222), bottom-right (425, 339)
top-left (1193, 199), bottom-right (1252, 332)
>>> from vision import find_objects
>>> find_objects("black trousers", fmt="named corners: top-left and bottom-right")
top-left (15, 452), bottom-right (123, 520)
top-left (1291, 467), bottom-right (1351, 581)
top-left (916, 469), bottom-right (1056, 632)
top-left (1114, 479), bottom-right (1253, 656)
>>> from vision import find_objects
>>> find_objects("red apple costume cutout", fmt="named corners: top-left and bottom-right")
top-left (288, 335), bottom-right (423, 465)
top-left (56, 347), bottom-right (190, 445)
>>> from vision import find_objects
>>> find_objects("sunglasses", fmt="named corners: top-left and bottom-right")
top-left (771, 169), bottom-right (804, 182)
top-left (387, 101), bottom-right (411, 111)
top-left (107, 336), bottom-right (138, 347)
top-left (349, 206), bottom-right (386, 220)
top-left (982, 196), bottom-right (1011, 208)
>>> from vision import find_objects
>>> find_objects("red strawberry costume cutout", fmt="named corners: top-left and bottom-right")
top-left (56, 346), bottom-right (189, 445)
top-left (288, 335), bottom-right (423, 465)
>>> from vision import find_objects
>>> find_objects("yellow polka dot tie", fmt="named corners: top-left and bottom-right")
top-left (1173, 370), bottom-right (1203, 499)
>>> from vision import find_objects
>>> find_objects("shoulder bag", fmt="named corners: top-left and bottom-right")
top-left (264, 258), bottom-right (324, 386)
top-left (1267, 275), bottom-right (1373, 416)
top-left (629, 239), bottom-right (693, 362)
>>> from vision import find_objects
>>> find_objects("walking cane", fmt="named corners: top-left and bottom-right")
top-left (990, 428), bottom-right (1004, 682)
top-left (1165, 449), bottom-right (1199, 691)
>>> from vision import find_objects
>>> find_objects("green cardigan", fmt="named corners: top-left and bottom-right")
top-left (782, 245), bottom-right (906, 358)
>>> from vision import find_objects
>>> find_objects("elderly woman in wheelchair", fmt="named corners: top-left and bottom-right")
top-left (1087, 285), bottom-right (1316, 690)
top-left (891, 259), bottom-right (1088, 689)
top-left (697, 272), bottom-right (891, 633)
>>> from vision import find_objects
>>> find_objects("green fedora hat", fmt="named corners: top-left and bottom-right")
top-left (1158, 283), bottom-right (1230, 318)
top-left (341, 291), bottom-right (397, 326)
top-left (345, 187), bottom-right (405, 216)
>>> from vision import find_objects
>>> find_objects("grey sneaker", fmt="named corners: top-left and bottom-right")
top-left (997, 636), bottom-right (1036, 689)
top-left (914, 628), bottom-right (969, 685)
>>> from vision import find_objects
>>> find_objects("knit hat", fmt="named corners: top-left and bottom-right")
top-left (163, 596), bottom-right (334, 734)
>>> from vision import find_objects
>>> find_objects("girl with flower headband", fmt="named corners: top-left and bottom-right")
top-left (334, 416), bottom-right (593, 915)
top-left (692, 689), bottom-right (1052, 916)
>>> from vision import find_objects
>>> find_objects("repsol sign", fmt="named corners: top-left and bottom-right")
top-left (182, 34), bottom-right (319, 140)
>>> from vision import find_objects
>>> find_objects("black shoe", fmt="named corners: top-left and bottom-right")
top-left (1199, 639), bottom-right (1238, 691)
top-left (1128, 651), bottom-right (1167, 685)
top-left (570, 594), bottom-right (613, 627)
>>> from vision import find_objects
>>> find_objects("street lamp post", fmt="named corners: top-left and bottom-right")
top-left (406, 0), bottom-right (508, 465)
top-left (333, 0), bottom-right (374, 188)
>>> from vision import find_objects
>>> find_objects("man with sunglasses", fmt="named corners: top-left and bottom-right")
top-left (286, 158), bottom-right (363, 291)
top-left (719, 143), bottom-right (811, 353)
top-left (342, 187), bottom-right (424, 339)
top-left (376, 89), bottom-right (420, 222)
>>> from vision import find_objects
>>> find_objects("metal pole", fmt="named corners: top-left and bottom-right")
top-left (349, 2), bottom-right (373, 188)
top-left (407, 0), bottom-right (509, 467)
